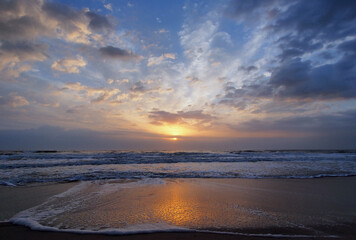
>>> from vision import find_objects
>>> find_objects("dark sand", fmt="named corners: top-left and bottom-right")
top-left (0, 182), bottom-right (78, 221)
top-left (0, 177), bottom-right (355, 239)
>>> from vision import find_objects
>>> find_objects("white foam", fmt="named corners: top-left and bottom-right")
top-left (11, 218), bottom-right (189, 235)
top-left (9, 179), bottom-right (170, 234)
top-left (0, 181), bottom-right (16, 186)
top-left (10, 182), bottom-right (92, 227)
top-left (108, 178), bottom-right (166, 188)
top-left (52, 181), bottom-right (91, 198)
top-left (10, 218), bottom-right (340, 238)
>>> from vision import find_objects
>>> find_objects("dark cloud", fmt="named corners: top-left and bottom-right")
top-left (0, 126), bottom-right (161, 150)
top-left (43, 2), bottom-right (112, 33)
top-left (42, 1), bottom-right (79, 21)
top-left (220, 0), bottom-right (356, 106)
top-left (85, 12), bottom-right (112, 32)
top-left (228, 0), bottom-right (356, 60)
top-left (0, 0), bottom-right (116, 80)
top-left (271, 0), bottom-right (356, 42)
top-left (220, 55), bottom-right (356, 104)
top-left (270, 57), bottom-right (356, 99)
top-left (0, 41), bottom-right (48, 78)
top-left (0, 0), bottom-right (113, 42)
top-left (226, 0), bottom-right (278, 23)
top-left (149, 111), bottom-right (180, 124)
top-left (0, 126), bottom-right (234, 151)
top-left (0, 15), bottom-right (47, 41)
top-left (149, 110), bottom-right (214, 125)
top-left (238, 65), bottom-right (258, 74)
top-left (272, 0), bottom-right (356, 63)
top-left (0, 0), bottom-right (48, 40)
top-left (0, 41), bottom-right (48, 57)
top-left (0, 94), bottom-right (29, 107)
top-left (130, 81), bottom-right (146, 93)
top-left (99, 46), bottom-right (138, 60)
top-left (236, 109), bottom-right (356, 138)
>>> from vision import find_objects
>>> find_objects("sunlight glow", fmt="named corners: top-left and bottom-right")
top-left (152, 124), bottom-right (194, 137)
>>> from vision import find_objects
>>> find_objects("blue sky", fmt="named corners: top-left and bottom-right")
top-left (0, 0), bottom-right (356, 150)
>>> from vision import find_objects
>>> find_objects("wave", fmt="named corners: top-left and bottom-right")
top-left (1, 151), bottom-right (355, 168)
top-left (2, 172), bottom-right (356, 186)
top-left (1, 151), bottom-right (356, 185)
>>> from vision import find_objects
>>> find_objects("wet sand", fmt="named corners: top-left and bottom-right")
top-left (0, 177), bottom-right (355, 239)
top-left (0, 182), bottom-right (78, 221)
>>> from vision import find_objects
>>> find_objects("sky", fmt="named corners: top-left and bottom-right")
top-left (0, 0), bottom-right (356, 150)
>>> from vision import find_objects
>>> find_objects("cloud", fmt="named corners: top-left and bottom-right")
top-left (149, 110), bottom-right (214, 125)
top-left (147, 53), bottom-right (176, 66)
top-left (104, 3), bottom-right (112, 11)
top-left (0, 0), bottom-right (114, 80)
top-left (218, 0), bottom-right (356, 108)
top-left (269, 57), bottom-right (356, 100)
top-left (99, 46), bottom-right (139, 60)
top-left (42, 1), bottom-right (113, 38)
top-left (226, 0), bottom-right (276, 20)
top-left (0, 0), bottom-right (113, 44)
top-left (221, 54), bottom-right (356, 103)
top-left (130, 81), bottom-right (146, 93)
top-left (0, 126), bottom-right (143, 150)
top-left (0, 93), bottom-right (29, 107)
top-left (85, 11), bottom-right (112, 32)
top-left (235, 109), bottom-right (356, 138)
top-left (0, 41), bottom-right (48, 78)
top-left (51, 56), bottom-right (86, 74)
top-left (0, 0), bottom-right (49, 41)
top-left (271, 0), bottom-right (356, 42)
top-left (157, 29), bottom-right (169, 33)
top-left (0, 125), bottom-right (235, 151)
top-left (60, 82), bottom-right (120, 104)
top-left (238, 65), bottom-right (258, 74)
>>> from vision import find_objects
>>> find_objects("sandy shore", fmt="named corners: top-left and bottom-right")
top-left (1, 177), bottom-right (355, 239)
top-left (0, 182), bottom-right (78, 221)
top-left (1, 222), bottom-right (354, 240)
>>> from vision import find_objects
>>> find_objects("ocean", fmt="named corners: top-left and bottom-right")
top-left (1, 150), bottom-right (356, 237)
top-left (1, 150), bottom-right (356, 185)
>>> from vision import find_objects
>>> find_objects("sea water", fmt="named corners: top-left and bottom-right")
top-left (1, 150), bottom-right (356, 185)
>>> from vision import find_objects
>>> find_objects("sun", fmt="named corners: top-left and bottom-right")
top-left (169, 137), bottom-right (178, 141)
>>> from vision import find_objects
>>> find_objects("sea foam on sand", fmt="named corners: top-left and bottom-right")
top-left (4, 177), bottom-right (356, 238)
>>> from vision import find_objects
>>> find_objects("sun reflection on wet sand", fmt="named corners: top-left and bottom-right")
top-left (35, 178), bottom-right (356, 232)
top-left (151, 181), bottom-right (203, 226)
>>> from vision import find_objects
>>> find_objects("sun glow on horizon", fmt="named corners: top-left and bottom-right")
top-left (151, 124), bottom-right (195, 137)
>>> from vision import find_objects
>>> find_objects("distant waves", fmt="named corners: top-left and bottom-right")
top-left (0, 150), bottom-right (356, 185)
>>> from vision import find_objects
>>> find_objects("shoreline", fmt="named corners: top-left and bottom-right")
top-left (1, 177), bottom-right (355, 239)
top-left (1, 222), bottom-right (354, 240)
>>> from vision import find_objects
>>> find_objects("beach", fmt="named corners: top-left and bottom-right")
top-left (1, 177), bottom-right (355, 239)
